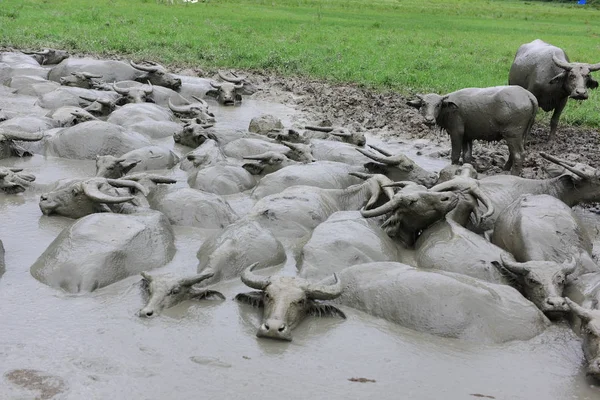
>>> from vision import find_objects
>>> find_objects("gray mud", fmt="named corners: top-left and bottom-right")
top-left (0, 53), bottom-right (599, 399)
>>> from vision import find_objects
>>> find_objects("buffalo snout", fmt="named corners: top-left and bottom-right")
top-left (257, 319), bottom-right (292, 341)
top-left (572, 89), bottom-right (589, 100)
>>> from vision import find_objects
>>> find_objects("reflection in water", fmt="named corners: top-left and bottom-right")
top-left (0, 95), bottom-right (598, 399)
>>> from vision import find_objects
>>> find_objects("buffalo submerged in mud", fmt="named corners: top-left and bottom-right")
top-left (0, 44), bottom-right (599, 400)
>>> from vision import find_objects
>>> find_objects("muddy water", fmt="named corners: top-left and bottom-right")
top-left (0, 95), bottom-right (598, 399)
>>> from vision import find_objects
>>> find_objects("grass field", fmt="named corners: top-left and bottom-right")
top-left (1, 0), bottom-right (600, 126)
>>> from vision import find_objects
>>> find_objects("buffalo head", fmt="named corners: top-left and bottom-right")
top-left (565, 298), bottom-right (600, 381)
top-left (79, 95), bottom-right (118, 117)
top-left (168, 96), bottom-right (215, 124)
top-left (60, 72), bottom-right (104, 89)
top-left (549, 55), bottom-right (600, 100)
top-left (95, 155), bottom-right (141, 179)
top-left (130, 60), bottom-right (182, 90)
top-left (23, 48), bottom-right (69, 65)
top-left (407, 93), bottom-right (458, 127)
top-left (173, 119), bottom-right (217, 148)
top-left (0, 130), bottom-right (44, 159)
top-left (305, 125), bottom-right (366, 147)
top-left (39, 177), bottom-right (147, 219)
top-left (242, 151), bottom-right (300, 175)
top-left (206, 71), bottom-right (244, 106)
top-left (500, 255), bottom-right (576, 318)
top-left (113, 82), bottom-right (154, 104)
top-left (138, 270), bottom-right (224, 318)
top-left (357, 144), bottom-right (438, 188)
top-left (235, 263), bottom-right (345, 341)
top-left (0, 167), bottom-right (36, 194)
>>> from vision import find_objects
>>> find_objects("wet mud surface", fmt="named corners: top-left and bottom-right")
top-left (0, 50), bottom-right (599, 399)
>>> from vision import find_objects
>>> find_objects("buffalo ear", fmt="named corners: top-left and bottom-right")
top-left (549, 72), bottom-right (566, 85)
top-left (406, 99), bottom-right (422, 109)
top-left (205, 89), bottom-right (219, 98)
top-left (307, 301), bottom-right (346, 319)
top-left (587, 78), bottom-right (599, 89)
top-left (191, 289), bottom-right (226, 301)
top-left (235, 94), bottom-right (243, 102)
top-left (234, 291), bottom-right (264, 308)
top-left (442, 100), bottom-right (458, 110)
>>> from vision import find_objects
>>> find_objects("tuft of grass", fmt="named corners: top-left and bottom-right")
top-left (1, 0), bottom-right (600, 126)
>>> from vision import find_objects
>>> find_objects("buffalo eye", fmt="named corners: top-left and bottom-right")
top-left (169, 286), bottom-right (181, 295)
top-left (264, 292), bottom-right (270, 300)
top-left (526, 276), bottom-right (539, 286)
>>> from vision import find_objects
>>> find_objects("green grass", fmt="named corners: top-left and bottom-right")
top-left (1, 0), bottom-right (600, 126)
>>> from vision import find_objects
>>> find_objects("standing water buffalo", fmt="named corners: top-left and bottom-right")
top-left (407, 86), bottom-right (538, 175)
top-left (509, 39), bottom-right (600, 141)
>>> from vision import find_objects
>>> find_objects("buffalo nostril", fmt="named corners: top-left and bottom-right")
top-left (263, 323), bottom-right (270, 331)
top-left (145, 311), bottom-right (153, 317)
top-left (278, 324), bottom-right (286, 333)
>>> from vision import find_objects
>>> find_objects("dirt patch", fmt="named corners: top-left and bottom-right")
top-left (4, 369), bottom-right (68, 399)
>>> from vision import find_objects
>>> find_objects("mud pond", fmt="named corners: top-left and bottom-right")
top-left (0, 74), bottom-right (599, 399)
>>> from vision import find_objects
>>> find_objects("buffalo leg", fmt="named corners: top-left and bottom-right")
top-left (504, 139), bottom-right (523, 176)
top-left (549, 98), bottom-right (567, 142)
top-left (450, 130), bottom-right (463, 165)
top-left (462, 139), bottom-right (473, 164)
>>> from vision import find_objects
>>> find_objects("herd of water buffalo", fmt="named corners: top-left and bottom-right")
top-left (1, 38), bottom-right (600, 381)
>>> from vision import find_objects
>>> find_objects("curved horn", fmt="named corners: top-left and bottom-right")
top-left (218, 70), bottom-right (245, 83)
top-left (240, 263), bottom-right (270, 290)
top-left (305, 125), bottom-right (334, 133)
top-left (106, 178), bottom-right (149, 196)
top-left (348, 171), bottom-right (374, 180)
top-left (1, 131), bottom-right (44, 142)
top-left (383, 181), bottom-right (418, 188)
top-left (539, 152), bottom-right (593, 179)
top-left (552, 55), bottom-right (573, 71)
top-left (562, 256), bottom-right (577, 275)
top-left (500, 254), bottom-right (530, 276)
top-left (140, 271), bottom-right (153, 282)
top-left (143, 81), bottom-right (153, 94)
top-left (34, 49), bottom-right (50, 55)
top-left (97, 97), bottom-right (114, 106)
top-left (356, 147), bottom-right (395, 165)
top-left (112, 83), bottom-right (130, 95)
top-left (79, 95), bottom-right (98, 103)
top-left (242, 153), bottom-right (272, 161)
top-left (588, 62), bottom-right (600, 72)
top-left (565, 298), bottom-right (593, 323)
top-left (360, 196), bottom-right (403, 218)
top-left (179, 269), bottom-right (215, 287)
top-left (210, 81), bottom-right (223, 89)
top-left (234, 83), bottom-right (244, 90)
top-left (281, 141), bottom-right (303, 151)
top-left (305, 274), bottom-right (344, 300)
top-left (191, 96), bottom-right (208, 107)
top-left (9, 168), bottom-right (23, 173)
top-left (82, 179), bottom-right (135, 204)
top-left (168, 97), bottom-right (191, 113)
top-left (130, 60), bottom-right (159, 73)
top-left (330, 130), bottom-right (351, 137)
top-left (81, 72), bottom-right (103, 79)
top-left (368, 144), bottom-right (393, 157)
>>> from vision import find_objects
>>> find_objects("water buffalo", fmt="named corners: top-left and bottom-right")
top-left (113, 81), bottom-right (154, 104)
top-left (95, 146), bottom-right (180, 179)
top-left (465, 153), bottom-right (600, 233)
top-left (0, 167), bottom-right (36, 194)
top-left (138, 270), bottom-right (224, 318)
top-left (235, 263), bottom-right (345, 341)
top-left (407, 86), bottom-right (538, 175)
top-left (206, 71), bottom-right (244, 106)
top-left (168, 95), bottom-right (215, 123)
top-left (333, 262), bottom-right (549, 344)
top-left (492, 194), bottom-right (590, 316)
top-left (508, 39), bottom-right (600, 141)
top-left (39, 177), bottom-right (148, 219)
top-left (0, 130), bottom-right (44, 158)
top-left (31, 211), bottom-right (175, 293)
top-left (565, 299), bottom-right (600, 381)
top-left (46, 106), bottom-right (97, 127)
top-left (242, 151), bottom-right (308, 176)
top-left (23, 49), bottom-right (69, 65)
top-left (106, 103), bottom-right (181, 139)
top-left (130, 60), bottom-right (182, 90)
top-left (59, 72), bottom-right (104, 89)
